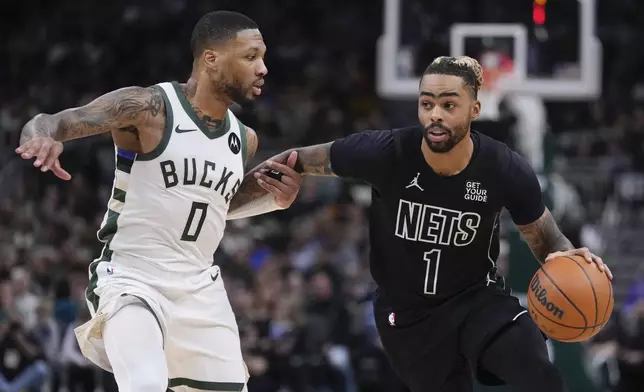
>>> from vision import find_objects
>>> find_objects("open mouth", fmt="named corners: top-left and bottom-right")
top-left (427, 128), bottom-right (449, 142)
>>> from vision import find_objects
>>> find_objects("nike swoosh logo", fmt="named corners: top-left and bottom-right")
top-left (210, 272), bottom-right (219, 282)
top-left (175, 125), bottom-right (197, 133)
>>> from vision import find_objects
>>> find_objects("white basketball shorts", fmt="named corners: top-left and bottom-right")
top-left (74, 258), bottom-right (248, 391)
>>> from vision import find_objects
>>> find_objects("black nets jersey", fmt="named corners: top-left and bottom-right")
top-left (330, 126), bottom-right (545, 310)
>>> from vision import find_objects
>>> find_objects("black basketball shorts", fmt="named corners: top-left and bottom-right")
top-left (374, 284), bottom-right (543, 392)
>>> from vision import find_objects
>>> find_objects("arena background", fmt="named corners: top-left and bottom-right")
top-left (1, 0), bottom-right (644, 391)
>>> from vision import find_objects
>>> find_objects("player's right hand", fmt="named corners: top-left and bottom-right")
top-left (15, 137), bottom-right (72, 180)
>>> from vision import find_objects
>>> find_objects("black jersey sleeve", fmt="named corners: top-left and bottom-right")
top-left (329, 130), bottom-right (395, 187)
top-left (502, 149), bottom-right (546, 225)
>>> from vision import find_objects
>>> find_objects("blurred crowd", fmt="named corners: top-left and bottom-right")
top-left (2, 1), bottom-right (644, 392)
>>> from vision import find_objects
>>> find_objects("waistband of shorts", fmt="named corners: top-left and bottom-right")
top-left (106, 253), bottom-right (217, 280)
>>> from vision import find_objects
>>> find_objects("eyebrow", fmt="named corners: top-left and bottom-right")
top-left (420, 91), bottom-right (460, 98)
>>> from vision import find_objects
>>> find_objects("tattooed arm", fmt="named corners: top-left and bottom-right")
top-left (515, 207), bottom-right (611, 277)
top-left (247, 143), bottom-right (335, 177)
top-left (229, 143), bottom-right (333, 213)
top-left (20, 86), bottom-right (163, 144)
top-left (503, 149), bottom-right (574, 264)
top-left (17, 86), bottom-right (164, 179)
top-left (243, 125), bottom-right (259, 167)
top-left (229, 131), bottom-right (395, 218)
top-left (20, 87), bottom-right (164, 144)
top-left (515, 208), bottom-right (574, 264)
top-left (503, 150), bottom-right (611, 277)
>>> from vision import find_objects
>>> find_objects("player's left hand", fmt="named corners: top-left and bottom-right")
top-left (545, 247), bottom-right (613, 280)
top-left (254, 151), bottom-right (302, 209)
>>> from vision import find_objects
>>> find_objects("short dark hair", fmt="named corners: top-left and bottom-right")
top-left (190, 11), bottom-right (259, 57)
top-left (422, 56), bottom-right (484, 99)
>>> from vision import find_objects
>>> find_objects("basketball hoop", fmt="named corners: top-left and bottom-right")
top-left (476, 49), bottom-right (516, 120)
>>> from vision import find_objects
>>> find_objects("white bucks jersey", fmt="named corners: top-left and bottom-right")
top-left (94, 81), bottom-right (247, 274)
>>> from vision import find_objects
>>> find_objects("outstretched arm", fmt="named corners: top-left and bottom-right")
top-left (227, 143), bottom-right (331, 219)
top-left (230, 130), bottom-right (395, 218)
top-left (16, 86), bottom-right (164, 179)
top-left (249, 143), bottom-right (336, 178)
top-left (19, 86), bottom-right (163, 143)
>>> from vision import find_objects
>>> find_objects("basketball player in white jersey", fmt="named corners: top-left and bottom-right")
top-left (15, 11), bottom-right (302, 392)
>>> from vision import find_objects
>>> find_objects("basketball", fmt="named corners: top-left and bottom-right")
top-left (527, 255), bottom-right (614, 343)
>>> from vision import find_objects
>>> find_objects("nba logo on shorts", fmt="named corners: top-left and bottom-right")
top-left (388, 312), bottom-right (396, 327)
top-left (106, 266), bottom-right (114, 275)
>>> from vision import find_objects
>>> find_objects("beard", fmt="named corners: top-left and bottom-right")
top-left (423, 122), bottom-right (469, 153)
top-left (213, 71), bottom-right (254, 106)
top-left (221, 82), bottom-right (253, 106)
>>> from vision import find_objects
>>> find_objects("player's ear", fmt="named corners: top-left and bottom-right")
top-left (202, 50), bottom-right (220, 70)
top-left (470, 99), bottom-right (481, 121)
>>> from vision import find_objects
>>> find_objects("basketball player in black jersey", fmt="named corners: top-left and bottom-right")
top-left (236, 56), bottom-right (613, 392)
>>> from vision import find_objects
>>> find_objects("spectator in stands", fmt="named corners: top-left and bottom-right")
top-left (0, 304), bottom-right (48, 392)
top-left (10, 267), bottom-right (39, 332)
top-left (592, 278), bottom-right (644, 392)
top-left (1, 1), bottom-right (642, 391)
top-left (303, 269), bottom-right (354, 392)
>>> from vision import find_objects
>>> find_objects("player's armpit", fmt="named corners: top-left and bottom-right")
top-left (515, 208), bottom-right (574, 264)
top-left (20, 86), bottom-right (164, 144)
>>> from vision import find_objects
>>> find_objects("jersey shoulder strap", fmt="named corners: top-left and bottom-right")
top-left (154, 82), bottom-right (183, 115)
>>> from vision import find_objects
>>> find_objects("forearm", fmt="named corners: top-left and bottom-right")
top-left (517, 208), bottom-right (574, 263)
top-left (227, 158), bottom-right (287, 216)
top-left (227, 193), bottom-right (281, 220)
top-left (245, 143), bottom-right (335, 178)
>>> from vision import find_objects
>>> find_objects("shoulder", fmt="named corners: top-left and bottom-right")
top-left (107, 85), bottom-right (167, 128)
top-left (332, 128), bottom-right (397, 153)
top-left (136, 85), bottom-right (167, 131)
top-left (237, 123), bottom-right (258, 167)
top-left (88, 85), bottom-right (166, 118)
top-left (243, 125), bottom-right (258, 155)
top-left (118, 85), bottom-right (166, 111)
top-left (328, 129), bottom-right (399, 184)
top-left (393, 125), bottom-right (423, 140)
top-left (472, 130), bottom-right (525, 175)
top-left (391, 125), bottom-right (423, 152)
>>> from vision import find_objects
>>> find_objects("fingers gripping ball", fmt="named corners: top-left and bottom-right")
top-left (527, 255), bottom-right (614, 342)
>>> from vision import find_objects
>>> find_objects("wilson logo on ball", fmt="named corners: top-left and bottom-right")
top-left (530, 275), bottom-right (565, 320)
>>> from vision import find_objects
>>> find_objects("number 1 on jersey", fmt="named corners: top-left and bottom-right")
top-left (423, 249), bottom-right (442, 295)
top-left (181, 201), bottom-right (208, 242)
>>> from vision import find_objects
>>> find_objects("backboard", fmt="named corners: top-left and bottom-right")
top-left (376, 0), bottom-right (602, 118)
